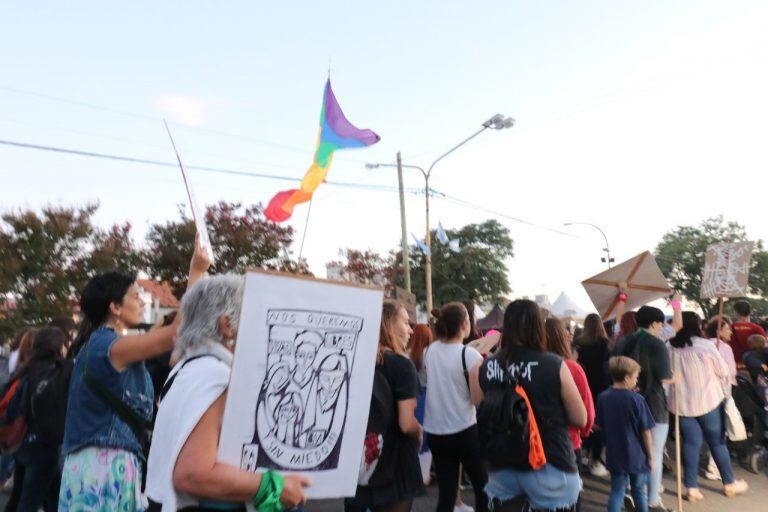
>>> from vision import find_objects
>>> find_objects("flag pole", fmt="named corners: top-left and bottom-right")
top-left (297, 198), bottom-right (313, 263)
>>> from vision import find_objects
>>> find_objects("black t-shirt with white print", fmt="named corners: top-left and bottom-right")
top-left (479, 346), bottom-right (577, 473)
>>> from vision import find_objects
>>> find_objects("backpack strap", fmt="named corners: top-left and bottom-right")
top-left (159, 354), bottom-right (215, 403)
top-left (462, 346), bottom-right (469, 389)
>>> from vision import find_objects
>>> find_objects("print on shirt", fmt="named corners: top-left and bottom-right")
top-left (241, 309), bottom-right (361, 471)
top-left (486, 358), bottom-right (539, 382)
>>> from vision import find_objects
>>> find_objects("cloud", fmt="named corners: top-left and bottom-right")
top-left (153, 95), bottom-right (226, 126)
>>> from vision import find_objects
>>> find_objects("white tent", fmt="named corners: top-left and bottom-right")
top-left (550, 292), bottom-right (589, 319)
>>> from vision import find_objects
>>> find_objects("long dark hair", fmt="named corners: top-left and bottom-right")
top-left (11, 327), bottom-right (66, 382)
top-left (498, 300), bottom-right (546, 365)
top-left (462, 300), bottom-right (482, 343)
top-left (579, 313), bottom-right (608, 345)
top-left (669, 311), bottom-right (702, 348)
top-left (545, 317), bottom-right (572, 359)
top-left (70, 271), bottom-right (136, 357)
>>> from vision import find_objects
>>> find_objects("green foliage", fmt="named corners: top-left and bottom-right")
top-left (655, 216), bottom-right (768, 317)
top-left (0, 204), bottom-right (143, 339)
top-left (408, 219), bottom-right (514, 306)
top-left (329, 248), bottom-right (402, 287)
top-left (144, 201), bottom-right (305, 297)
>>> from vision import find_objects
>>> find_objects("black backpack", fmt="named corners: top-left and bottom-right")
top-left (27, 359), bottom-right (73, 445)
top-left (477, 360), bottom-right (545, 471)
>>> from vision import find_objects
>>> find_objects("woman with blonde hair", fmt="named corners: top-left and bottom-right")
top-left (346, 300), bottom-right (422, 512)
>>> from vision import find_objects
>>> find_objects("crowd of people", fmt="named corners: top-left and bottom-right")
top-left (0, 243), bottom-right (766, 512)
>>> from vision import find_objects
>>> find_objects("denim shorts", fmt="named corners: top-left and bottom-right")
top-left (485, 464), bottom-right (581, 511)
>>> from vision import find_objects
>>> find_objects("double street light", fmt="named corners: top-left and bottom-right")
top-left (563, 222), bottom-right (615, 268)
top-left (367, 113), bottom-right (515, 315)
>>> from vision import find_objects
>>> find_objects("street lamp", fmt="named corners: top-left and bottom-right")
top-left (563, 222), bottom-right (615, 268)
top-left (368, 113), bottom-right (515, 315)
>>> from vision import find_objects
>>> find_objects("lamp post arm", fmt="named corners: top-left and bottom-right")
top-left (426, 126), bottom-right (488, 179)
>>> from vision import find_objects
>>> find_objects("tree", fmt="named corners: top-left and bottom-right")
top-left (0, 204), bottom-right (143, 338)
top-left (328, 248), bottom-right (402, 287)
top-left (655, 216), bottom-right (768, 317)
top-left (145, 201), bottom-right (306, 297)
top-left (408, 219), bottom-right (514, 306)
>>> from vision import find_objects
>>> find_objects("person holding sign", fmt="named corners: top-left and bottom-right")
top-left (59, 236), bottom-right (210, 511)
top-left (145, 274), bottom-right (310, 511)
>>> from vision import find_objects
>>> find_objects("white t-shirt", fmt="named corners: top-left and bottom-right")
top-left (145, 344), bottom-right (233, 511)
top-left (423, 341), bottom-right (483, 435)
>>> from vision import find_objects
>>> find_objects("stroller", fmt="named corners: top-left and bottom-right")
top-left (733, 371), bottom-right (768, 473)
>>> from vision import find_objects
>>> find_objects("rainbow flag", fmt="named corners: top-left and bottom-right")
top-left (265, 79), bottom-right (380, 222)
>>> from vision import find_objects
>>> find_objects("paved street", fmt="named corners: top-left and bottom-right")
top-left (308, 464), bottom-right (768, 512)
top-left (0, 461), bottom-right (763, 510)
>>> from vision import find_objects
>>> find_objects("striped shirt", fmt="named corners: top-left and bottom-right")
top-left (667, 336), bottom-right (731, 417)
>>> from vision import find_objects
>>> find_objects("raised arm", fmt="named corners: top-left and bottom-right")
top-left (110, 234), bottom-right (211, 371)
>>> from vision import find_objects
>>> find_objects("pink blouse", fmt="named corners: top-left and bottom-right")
top-left (667, 337), bottom-right (731, 417)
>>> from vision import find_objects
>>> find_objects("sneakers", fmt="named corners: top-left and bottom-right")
top-left (724, 479), bottom-right (748, 497)
top-left (454, 504), bottom-right (474, 512)
top-left (684, 488), bottom-right (704, 502)
top-left (623, 494), bottom-right (635, 511)
top-left (648, 504), bottom-right (669, 512)
top-left (588, 461), bottom-right (609, 477)
top-left (703, 456), bottom-right (722, 481)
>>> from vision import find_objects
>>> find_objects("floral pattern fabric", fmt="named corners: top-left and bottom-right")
top-left (59, 446), bottom-right (144, 511)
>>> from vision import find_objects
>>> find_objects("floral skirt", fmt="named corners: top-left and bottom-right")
top-left (59, 446), bottom-right (145, 511)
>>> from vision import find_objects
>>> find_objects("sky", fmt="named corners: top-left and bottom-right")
top-left (2, 1), bottom-right (768, 312)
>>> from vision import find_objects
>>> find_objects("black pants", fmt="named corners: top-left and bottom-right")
top-left (583, 430), bottom-right (603, 463)
top-left (7, 441), bottom-right (60, 512)
top-left (427, 425), bottom-right (488, 512)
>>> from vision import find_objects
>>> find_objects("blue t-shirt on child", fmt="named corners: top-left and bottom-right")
top-left (595, 387), bottom-right (655, 474)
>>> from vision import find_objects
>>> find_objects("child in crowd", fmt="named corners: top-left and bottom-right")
top-left (744, 334), bottom-right (768, 384)
top-left (596, 356), bottom-right (655, 512)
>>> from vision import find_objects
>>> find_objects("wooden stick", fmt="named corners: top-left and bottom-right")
top-left (674, 352), bottom-right (683, 512)
top-left (716, 297), bottom-right (724, 348)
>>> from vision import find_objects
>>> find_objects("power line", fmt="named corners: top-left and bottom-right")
top-left (432, 191), bottom-right (584, 239)
top-left (0, 85), bottom-right (369, 163)
top-left (1, 137), bottom-right (586, 240)
top-left (0, 138), bottom-right (416, 194)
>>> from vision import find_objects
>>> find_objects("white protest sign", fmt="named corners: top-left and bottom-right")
top-left (218, 270), bottom-right (383, 499)
top-left (163, 120), bottom-right (215, 263)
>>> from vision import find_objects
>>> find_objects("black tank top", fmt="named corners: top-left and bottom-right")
top-left (479, 347), bottom-right (577, 472)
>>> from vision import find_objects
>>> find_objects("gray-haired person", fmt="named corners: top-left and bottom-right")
top-left (145, 274), bottom-right (310, 511)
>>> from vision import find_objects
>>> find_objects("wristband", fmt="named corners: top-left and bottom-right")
top-left (253, 470), bottom-right (286, 512)
top-left (670, 300), bottom-right (681, 310)
top-left (617, 293), bottom-right (628, 303)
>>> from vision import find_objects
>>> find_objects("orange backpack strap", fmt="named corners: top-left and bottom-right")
top-left (0, 380), bottom-right (20, 412)
top-left (515, 384), bottom-right (547, 470)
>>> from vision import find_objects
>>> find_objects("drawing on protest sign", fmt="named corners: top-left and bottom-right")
top-left (701, 242), bottom-right (753, 298)
top-left (218, 270), bottom-right (383, 499)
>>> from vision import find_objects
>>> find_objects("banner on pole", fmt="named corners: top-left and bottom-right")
top-left (700, 242), bottom-right (753, 298)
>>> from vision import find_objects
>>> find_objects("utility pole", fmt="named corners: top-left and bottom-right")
top-left (396, 152), bottom-right (411, 292)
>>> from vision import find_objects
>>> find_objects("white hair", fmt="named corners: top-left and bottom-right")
top-left (175, 273), bottom-right (245, 358)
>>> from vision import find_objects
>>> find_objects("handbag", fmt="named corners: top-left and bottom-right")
top-left (724, 396), bottom-right (747, 442)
